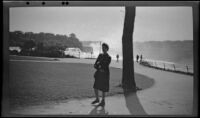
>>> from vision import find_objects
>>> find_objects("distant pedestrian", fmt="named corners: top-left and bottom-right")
top-left (116, 54), bottom-right (119, 62)
top-left (92, 43), bottom-right (111, 107)
top-left (140, 54), bottom-right (143, 63)
top-left (136, 55), bottom-right (139, 63)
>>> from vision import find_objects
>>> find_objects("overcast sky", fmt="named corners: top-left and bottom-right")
top-left (10, 7), bottom-right (193, 57)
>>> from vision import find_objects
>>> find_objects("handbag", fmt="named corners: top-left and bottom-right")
top-left (94, 69), bottom-right (105, 78)
top-left (94, 70), bottom-right (99, 78)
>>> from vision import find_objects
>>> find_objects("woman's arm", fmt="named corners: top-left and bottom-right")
top-left (94, 54), bottom-right (101, 69)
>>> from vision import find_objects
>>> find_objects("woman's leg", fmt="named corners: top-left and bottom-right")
top-left (91, 89), bottom-right (99, 104)
top-left (102, 92), bottom-right (105, 101)
top-left (94, 89), bottom-right (99, 100)
top-left (98, 92), bottom-right (105, 106)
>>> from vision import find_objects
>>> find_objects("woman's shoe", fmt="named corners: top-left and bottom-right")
top-left (98, 100), bottom-right (105, 107)
top-left (91, 99), bottom-right (99, 104)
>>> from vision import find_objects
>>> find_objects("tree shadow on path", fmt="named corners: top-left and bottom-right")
top-left (122, 72), bottom-right (155, 115)
top-left (123, 89), bottom-right (147, 116)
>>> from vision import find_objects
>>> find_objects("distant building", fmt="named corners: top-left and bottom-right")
top-left (82, 46), bottom-right (93, 53)
top-left (9, 46), bottom-right (21, 53)
top-left (64, 47), bottom-right (81, 58)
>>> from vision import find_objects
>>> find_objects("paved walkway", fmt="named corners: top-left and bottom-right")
top-left (10, 58), bottom-right (193, 116)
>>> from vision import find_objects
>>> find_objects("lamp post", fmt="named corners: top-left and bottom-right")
top-left (91, 51), bottom-right (93, 58)
top-left (99, 41), bottom-right (102, 54)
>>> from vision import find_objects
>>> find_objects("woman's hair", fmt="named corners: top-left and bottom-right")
top-left (102, 43), bottom-right (109, 51)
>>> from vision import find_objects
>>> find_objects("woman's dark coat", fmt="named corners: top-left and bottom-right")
top-left (93, 53), bottom-right (111, 92)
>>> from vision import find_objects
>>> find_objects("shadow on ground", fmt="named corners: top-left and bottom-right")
top-left (122, 73), bottom-right (155, 115)
top-left (89, 105), bottom-right (109, 115)
top-left (123, 89), bottom-right (147, 115)
top-left (88, 89), bottom-right (148, 116)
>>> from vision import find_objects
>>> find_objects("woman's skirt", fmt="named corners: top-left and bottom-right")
top-left (93, 70), bottom-right (109, 92)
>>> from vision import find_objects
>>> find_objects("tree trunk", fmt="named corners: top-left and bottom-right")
top-left (122, 6), bottom-right (136, 90)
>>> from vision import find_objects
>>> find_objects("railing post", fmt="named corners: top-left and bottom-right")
top-left (186, 65), bottom-right (189, 73)
top-left (173, 64), bottom-right (176, 71)
top-left (163, 63), bottom-right (165, 70)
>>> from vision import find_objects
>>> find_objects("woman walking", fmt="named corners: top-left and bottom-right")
top-left (92, 43), bottom-right (111, 107)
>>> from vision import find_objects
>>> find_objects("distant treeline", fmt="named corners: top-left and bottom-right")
top-left (9, 31), bottom-right (91, 58)
top-left (9, 31), bottom-right (83, 50)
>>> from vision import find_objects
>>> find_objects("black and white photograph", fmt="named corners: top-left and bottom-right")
top-left (2, 1), bottom-right (199, 117)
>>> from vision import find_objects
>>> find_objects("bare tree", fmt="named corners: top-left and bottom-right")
top-left (122, 6), bottom-right (136, 91)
